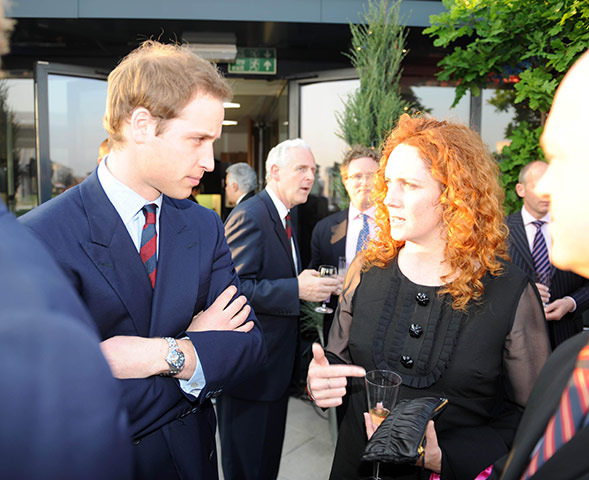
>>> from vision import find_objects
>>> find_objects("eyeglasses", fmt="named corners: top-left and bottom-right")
top-left (344, 173), bottom-right (376, 183)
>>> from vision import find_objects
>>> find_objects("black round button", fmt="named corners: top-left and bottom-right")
top-left (409, 323), bottom-right (423, 338)
top-left (416, 292), bottom-right (429, 306)
top-left (401, 355), bottom-right (414, 368)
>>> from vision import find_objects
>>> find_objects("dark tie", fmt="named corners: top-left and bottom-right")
top-left (285, 212), bottom-right (292, 242)
top-left (140, 204), bottom-right (157, 288)
top-left (521, 344), bottom-right (589, 479)
top-left (532, 220), bottom-right (551, 287)
top-left (356, 214), bottom-right (370, 254)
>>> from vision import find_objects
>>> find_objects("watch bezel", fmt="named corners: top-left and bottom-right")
top-left (163, 337), bottom-right (185, 376)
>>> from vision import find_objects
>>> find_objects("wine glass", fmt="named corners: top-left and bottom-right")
top-left (314, 264), bottom-right (337, 314)
top-left (365, 370), bottom-right (402, 480)
top-left (338, 256), bottom-right (349, 280)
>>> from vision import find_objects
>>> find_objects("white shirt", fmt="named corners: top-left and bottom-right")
top-left (97, 157), bottom-right (206, 396)
top-left (266, 185), bottom-right (299, 273)
top-left (345, 205), bottom-right (377, 266)
top-left (521, 206), bottom-right (552, 253)
top-left (521, 206), bottom-right (576, 311)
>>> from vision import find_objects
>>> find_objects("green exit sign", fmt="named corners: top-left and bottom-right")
top-left (228, 48), bottom-right (276, 75)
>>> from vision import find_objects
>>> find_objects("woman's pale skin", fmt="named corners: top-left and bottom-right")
top-left (307, 143), bottom-right (446, 473)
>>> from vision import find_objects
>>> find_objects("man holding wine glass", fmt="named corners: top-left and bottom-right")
top-left (219, 139), bottom-right (342, 480)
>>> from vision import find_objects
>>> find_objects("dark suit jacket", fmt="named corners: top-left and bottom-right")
top-left (21, 171), bottom-right (265, 477)
top-left (493, 332), bottom-right (589, 480)
top-left (309, 208), bottom-right (348, 342)
top-left (224, 188), bottom-right (302, 402)
top-left (0, 200), bottom-right (132, 479)
top-left (506, 212), bottom-right (589, 347)
top-left (238, 190), bottom-right (255, 205)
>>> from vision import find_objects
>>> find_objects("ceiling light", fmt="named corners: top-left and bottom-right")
top-left (183, 32), bottom-right (237, 63)
top-left (223, 102), bottom-right (241, 109)
top-left (223, 120), bottom-right (238, 126)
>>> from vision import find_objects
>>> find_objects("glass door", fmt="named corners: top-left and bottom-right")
top-left (35, 62), bottom-right (108, 204)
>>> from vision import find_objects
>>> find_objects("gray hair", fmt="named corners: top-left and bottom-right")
top-left (226, 162), bottom-right (258, 193)
top-left (265, 138), bottom-right (312, 183)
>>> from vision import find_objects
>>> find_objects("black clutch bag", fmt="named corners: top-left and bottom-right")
top-left (361, 396), bottom-right (448, 465)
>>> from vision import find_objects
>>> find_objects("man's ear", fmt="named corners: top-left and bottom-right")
top-left (515, 182), bottom-right (526, 199)
top-left (230, 181), bottom-right (239, 193)
top-left (130, 107), bottom-right (156, 144)
top-left (270, 163), bottom-right (280, 182)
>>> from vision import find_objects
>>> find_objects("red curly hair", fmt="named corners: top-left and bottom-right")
top-left (363, 114), bottom-right (509, 311)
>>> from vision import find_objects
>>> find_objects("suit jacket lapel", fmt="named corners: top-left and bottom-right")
top-left (79, 172), bottom-right (153, 337)
top-left (260, 190), bottom-right (297, 276)
top-left (149, 198), bottom-right (201, 336)
top-left (510, 212), bottom-right (536, 273)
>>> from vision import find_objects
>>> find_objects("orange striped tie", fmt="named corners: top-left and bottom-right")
top-left (521, 344), bottom-right (589, 478)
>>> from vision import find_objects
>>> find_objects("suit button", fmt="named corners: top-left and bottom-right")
top-left (191, 407), bottom-right (199, 414)
top-left (132, 439), bottom-right (141, 446)
top-left (401, 355), bottom-right (414, 368)
top-left (209, 450), bottom-right (215, 462)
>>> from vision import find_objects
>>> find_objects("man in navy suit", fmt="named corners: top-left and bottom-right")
top-left (309, 144), bottom-right (380, 342)
top-left (491, 50), bottom-right (589, 480)
top-left (0, 4), bottom-right (131, 478)
top-left (21, 40), bottom-right (265, 480)
top-left (0, 200), bottom-right (133, 480)
top-left (218, 139), bottom-right (341, 480)
top-left (506, 160), bottom-right (589, 348)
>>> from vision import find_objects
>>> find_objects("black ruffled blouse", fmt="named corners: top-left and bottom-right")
top-left (326, 256), bottom-right (550, 480)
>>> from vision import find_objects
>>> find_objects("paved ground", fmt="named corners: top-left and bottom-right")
top-left (217, 396), bottom-right (336, 480)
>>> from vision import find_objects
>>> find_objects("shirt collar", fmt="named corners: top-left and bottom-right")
top-left (349, 204), bottom-right (376, 221)
top-left (97, 156), bottom-right (163, 225)
top-left (265, 185), bottom-right (290, 221)
top-left (521, 206), bottom-right (550, 226)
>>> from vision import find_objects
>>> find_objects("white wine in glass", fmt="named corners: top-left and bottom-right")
top-left (365, 370), bottom-right (402, 480)
top-left (315, 264), bottom-right (337, 314)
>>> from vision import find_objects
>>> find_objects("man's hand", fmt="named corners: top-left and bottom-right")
top-left (535, 282), bottom-right (550, 305)
top-left (188, 285), bottom-right (253, 333)
top-left (298, 269), bottom-right (342, 302)
top-left (545, 297), bottom-right (575, 321)
top-left (307, 343), bottom-right (365, 408)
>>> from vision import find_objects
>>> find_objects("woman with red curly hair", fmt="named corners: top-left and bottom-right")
top-left (307, 115), bottom-right (550, 480)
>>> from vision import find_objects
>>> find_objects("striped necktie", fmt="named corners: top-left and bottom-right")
top-left (531, 220), bottom-right (551, 288)
top-left (356, 214), bottom-right (370, 254)
top-left (140, 203), bottom-right (157, 288)
top-left (521, 344), bottom-right (589, 479)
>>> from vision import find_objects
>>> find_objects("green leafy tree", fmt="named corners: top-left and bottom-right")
top-left (425, 0), bottom-right (589, 213)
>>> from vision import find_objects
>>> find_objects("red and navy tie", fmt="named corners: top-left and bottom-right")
top-left (285, 212), bottom-right (292, 242)
top-left (521, 344), bottom-right (589, 479)
top-left (140, 204), bottom-right (157, 288)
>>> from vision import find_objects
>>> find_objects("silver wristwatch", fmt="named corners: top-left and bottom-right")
top-left (162, 337), bottom-right (185, 376)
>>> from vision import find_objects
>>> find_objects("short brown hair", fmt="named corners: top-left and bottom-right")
top-left (104, 40), bottom-right (232, 147)
top-left (340, 144), bottom-right (380, 178)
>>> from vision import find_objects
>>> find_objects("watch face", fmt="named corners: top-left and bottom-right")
top-left (164, 337), bottom-right (185, 374)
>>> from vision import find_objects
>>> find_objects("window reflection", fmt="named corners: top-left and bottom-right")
top-left (47, 74), bottom-right (107, 197)
top-left (0, 78), bottom-right (36, 215)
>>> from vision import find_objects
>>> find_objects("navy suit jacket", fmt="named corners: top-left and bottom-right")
top-left (506, 212), bottom-right (589, 346)
top-left (21, 171), bottom-right (265, 476)
top-left (309, 208), bottom-right (348, 341)
top-left (492, 332), bottom-right (589, 480)
top-left (0, 200), bottom-right (132, 479)
top-left (224, 188), bottom-right (302, 402)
